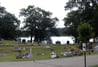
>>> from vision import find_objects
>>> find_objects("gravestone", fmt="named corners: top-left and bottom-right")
top-left (94, 45), bottom-right (98, 52)
top-left (13, 45), bottom-right (21, 52)
top-left (29, 48), bottom-right (32, 60)
top-left (45, 40), bottom-right (50, 49)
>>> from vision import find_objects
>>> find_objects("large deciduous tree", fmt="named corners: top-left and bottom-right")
top-left (0, 6), bottom-right (20, 40)
top-left (20, 5), bottom-right (58, 42)
top-left (64, 0), bottom-right (98, 39)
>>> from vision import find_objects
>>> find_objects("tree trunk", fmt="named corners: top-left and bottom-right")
top-left (30, 35), bottom-right (33, 42)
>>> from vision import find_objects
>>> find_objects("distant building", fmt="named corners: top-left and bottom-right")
top-left (19, 37), bottom-right (34, 43)
top-left (50, 36), bottom-right (75, 45)
top-left (19, 36), bottom-right (75, 45)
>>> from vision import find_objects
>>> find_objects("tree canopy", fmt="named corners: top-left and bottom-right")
top-left (77, 22), bottom-right (94, 42)
top-left (64, 0), bottom-right (98, 39)
top-left (20, 5), bottom-right (59, 42)
top-left (0, 6), bottom-right (20, 40)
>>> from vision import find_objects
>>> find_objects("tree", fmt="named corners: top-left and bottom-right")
top-left (0, 6), bottom-right (20, 40)
top-left (77, 23), bottom-right (94, 43)
top-left (65, 0), bottom-right (97, 11)
top-left (63, 10), bottom-right (80, 37)
top-left (64, 0), bottom-right (98, 38)
top-left (20, 5), bottom-right (58, 42)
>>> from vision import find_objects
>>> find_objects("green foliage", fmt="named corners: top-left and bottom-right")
top-left (0, 6), bottom-right (20, 40)
top-left (64, 0), bottom-right (98, 38)
top-left (65, 0), bottom-right (97, 11)
top-left (64, 10), bottom-right (80, 37)
top-left (77, 23), bottom-right (94, 42)
top-left (20, 5), bottom-right (58, 42)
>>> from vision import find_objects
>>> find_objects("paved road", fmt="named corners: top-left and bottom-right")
top-left (0, 55), bottom-right (98, 67)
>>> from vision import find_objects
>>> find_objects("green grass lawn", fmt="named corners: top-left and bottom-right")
top-left (92, 65), bottom-right (98, 67)
top-left (0, 40), bottom-right (98, 62)
top-left (0, 45), bottom-right (67, 61)
top-left (0, 40), bottom-right (67, 62)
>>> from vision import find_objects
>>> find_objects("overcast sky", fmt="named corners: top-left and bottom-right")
top-left (0, 0), bottom-right (68, 28)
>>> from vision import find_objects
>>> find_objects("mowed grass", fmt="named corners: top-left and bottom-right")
top-left (0, 45), bottom-right (66, 61)
top-left (0, 40), bottom-right (98, 62)
top-left (92, 65), bottom-right (98, 67)
top-left (0, 40), bottom-right (68, 62)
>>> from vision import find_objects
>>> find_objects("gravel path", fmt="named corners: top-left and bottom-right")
top-left (0, 55), bottom-right (98, 67)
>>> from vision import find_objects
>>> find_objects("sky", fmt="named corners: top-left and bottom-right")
top-left (0, 0), bottom-right (68, 28)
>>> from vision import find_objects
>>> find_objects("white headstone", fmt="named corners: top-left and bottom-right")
top-left (29, 48), bottom-right (32, 60)
top-left (94, 45), bottom-right (98, 52)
